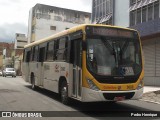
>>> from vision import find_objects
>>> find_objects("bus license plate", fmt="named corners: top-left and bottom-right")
top-left (114, 96), bottom-right (125, 101)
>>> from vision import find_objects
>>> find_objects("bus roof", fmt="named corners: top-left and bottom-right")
top-left (24, 24), bottom-right (137, 48)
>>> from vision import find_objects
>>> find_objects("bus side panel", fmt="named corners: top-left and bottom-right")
top-left (43, 62), bottom-right (60, 93)
top-left (29, 62), bottom-right (39, 85)
top-left (37, 62), bottom-right (44, 86)
top-left (68, 64), bottom-right (73, 97)
top-left (59, 62), bottom-right (70, 93)
top-left (22, 62), bottom-right (29, 82)
top-left (43, 62), bottom-right (70, 94)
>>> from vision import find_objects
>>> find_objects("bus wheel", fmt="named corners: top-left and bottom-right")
top-left (31, 75), bottom-right (36, 90)
top-left (61, 81), bottom-right (70, 105)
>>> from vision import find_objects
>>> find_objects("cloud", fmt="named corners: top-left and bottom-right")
top-left (81, 0), bottom-right (92, 6)
top-left (0, 0), bottom-right (92, 43)
top-left (0, 23), bottom-right (27, 43)
top-left (0, 0), bottom-right (21, 6)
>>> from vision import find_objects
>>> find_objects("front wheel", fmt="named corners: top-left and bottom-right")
top-left (60, 81), bottom-right (70, 105)
top-left (31, 75), bottom-right (36, 90)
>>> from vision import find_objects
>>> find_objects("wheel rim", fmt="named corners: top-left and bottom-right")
top-left (32, 83), bottom-right (35, 89)
top-left (31, 76), bottom-right (35, 89)
top-left (61, 86), bottom-right (67, 101)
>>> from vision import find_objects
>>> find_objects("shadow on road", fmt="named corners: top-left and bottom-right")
top-left (25, 85), bottom-right (158, 119)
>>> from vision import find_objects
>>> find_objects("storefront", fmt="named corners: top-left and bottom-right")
top-left (142, 36), bottom-right (160, 86)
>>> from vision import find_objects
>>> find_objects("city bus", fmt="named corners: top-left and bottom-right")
top-left (22, 24), bottom-right (144, 104)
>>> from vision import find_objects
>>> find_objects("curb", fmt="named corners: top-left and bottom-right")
top-left (139, 99), bottom-right (160, 105)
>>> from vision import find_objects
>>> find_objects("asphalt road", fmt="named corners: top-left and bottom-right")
top-left (0, 76), bottom-right (160, 120)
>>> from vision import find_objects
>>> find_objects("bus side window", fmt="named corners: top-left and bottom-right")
top-left (34, 46), bottom-right (39, 61)
top-left (30, 48), bottom-right (32, 62)
top-left (26, 51), bottom-right (31, 62)
top-left (54, 40), bottom-right (59, 60)
top-left (32, 46), bottom-right (35, 61)
top-left (46, 41), bottom-right (54, 61)
top-left (39, 47), bottom-right (46, 62)
top-left (56, 37), bottom-right (68, 61)
top-left (65, 37), bottom-right (69, 62)
top-left (23, 49), bottom-right (25, 62)
top-left (38, 43), bottom-right (47, 62)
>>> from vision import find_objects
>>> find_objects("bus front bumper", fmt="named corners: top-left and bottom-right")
top-left (81, 87), bottom-right (143, 102)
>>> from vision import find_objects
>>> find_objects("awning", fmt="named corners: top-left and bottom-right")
top-left (129, 0), bottom-right (158, 11)
top-left (97, 14), bottom-right (112, 24)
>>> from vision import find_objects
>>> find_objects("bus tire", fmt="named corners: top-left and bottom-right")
top-left (60, 81), bottom-right (70, 105)
top-left (31, 74), bottom-right (36, 90)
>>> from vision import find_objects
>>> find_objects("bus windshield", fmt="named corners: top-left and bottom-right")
top-left (86, 36), bottom-right (142, 76)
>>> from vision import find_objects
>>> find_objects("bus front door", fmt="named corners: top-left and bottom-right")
top-left (72, 40), bottom-right (82, 99)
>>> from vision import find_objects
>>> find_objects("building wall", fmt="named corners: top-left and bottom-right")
top-left (28, 4), bottom-right (91, 43)
top-left (0, 42), bottom-right (14, 58)
top-left (142, 37), bottom-right (160, 86)
top-left (114, 0), bottom-right (130, 27)
top-left (15, 33), bottom-right (27, 49)
top-left (129, 0), bottom-right (160, 86)
top-left (0, 55), bottom-right (3, 69)
top-left (28, 8), bottom-right (33, 44)
top-left (92, 0), bottom-right (113, 24)
top-left (91, 0), bottom-right (160, 86)
top-left (35, 19), bottom-right (82, 41)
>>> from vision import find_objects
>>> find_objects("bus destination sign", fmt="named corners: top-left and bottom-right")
top-left (87, 26), bottom-right (135, 38)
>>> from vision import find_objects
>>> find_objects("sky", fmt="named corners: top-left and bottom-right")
top-left (0, 0), bottom-right (92, 43)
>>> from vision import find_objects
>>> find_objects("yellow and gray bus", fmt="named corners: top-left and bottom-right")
top-left (22, 24), bottom-right (144, 104)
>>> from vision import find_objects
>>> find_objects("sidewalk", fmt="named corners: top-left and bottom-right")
top-left (140, 86), bottom-right (160, 104)
top-left (143, 86), bottom-right (160, 93)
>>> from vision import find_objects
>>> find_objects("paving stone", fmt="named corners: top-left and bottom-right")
top-left (141, 91), bottom-right (160, 104)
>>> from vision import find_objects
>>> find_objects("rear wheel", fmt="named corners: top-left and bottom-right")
top-left (60, 81), bottom-right (70, 105)
top-left (31, 75), bottom-right (36, 90)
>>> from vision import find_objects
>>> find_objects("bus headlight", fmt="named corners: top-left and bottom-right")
top-left (87, 79), bottom-right (100, 91)
top-left (137, 79), bottom-right (144, 90)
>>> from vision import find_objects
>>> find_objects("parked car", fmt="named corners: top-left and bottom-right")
top-left (3, 68), bottom-right (16, 77)
top-left (0, 70), bottom-right (2, 76)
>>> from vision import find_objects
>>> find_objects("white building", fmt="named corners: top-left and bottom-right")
top-left (15, 33), bottom-right (27, 49)
top-left (28, 3), bottom-right (91, 43)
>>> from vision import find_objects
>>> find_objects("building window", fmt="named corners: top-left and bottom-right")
top-left (142, 7), bottom-right (147, 22)
top-left (36, 13), bottom-right (51, 19)
top-left (137, 0), bottom-right (141, 3)
top-left (75, 13), bottom-right (80, 18)
top-left (32, 25), bottom-right (35, 33)
top-left (97, 6), bottom-right (100, 18)
top-left (130, 11), bottom-right (136, 26)
top-left (130, 0), bottom-right (136, 6)
top-left (54, 16), bottom-right (62, 21)
top-left (92, 0), bottom-right (113, 24)
top-left (50, 26), bottom-right (56, 30)
top-left (106, 0), bottom-right (110, 13)
top-left (92, 8), bottom-right (96, 22)
top-left (154, 1), bottom-right (159, 19)
top-left (103, 1), bottom-right (105, 17)
top-left (148, 4), bottom-right (153, 21)
top-left (137, 8), bottom-right (141, 24)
